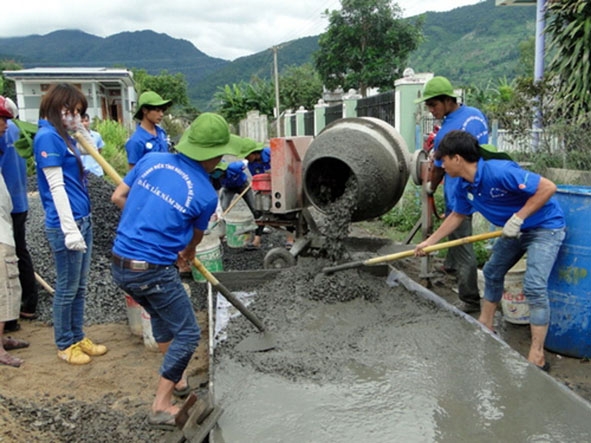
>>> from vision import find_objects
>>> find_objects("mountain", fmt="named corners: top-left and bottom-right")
top-left (0, 0), bottom-right (537, 110)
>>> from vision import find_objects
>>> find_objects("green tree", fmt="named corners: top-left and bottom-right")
top-left (279, 64), bottom-right (324, 110)
top-left (132, 69), bottom-right (191, 110)
top-left (314, 0), bottom-right (423, 96)
top-left (213, 77), bottom-right (274, 126)
top-left (546, 0), bottom-right (591, 120)
top-left (0, 60), bottom-right (23, 100)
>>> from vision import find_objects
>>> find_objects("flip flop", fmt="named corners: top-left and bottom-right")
top-left (147, 410), bottom-right (177, 431)
top-left (20, 312), bottom-right (39, 320)
top-left (173, 383), bottom-right (192, 398)
top-left (0, 352), bottom-right (24, 368)
top-left (3, 336), bottom-right (30, 351)
top-left (537, 362), bottom-right (551, 373)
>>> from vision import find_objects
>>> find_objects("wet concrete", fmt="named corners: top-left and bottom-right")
top-left (212, 266), bottom-right (591, 442)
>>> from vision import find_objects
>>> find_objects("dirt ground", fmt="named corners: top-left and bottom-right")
top-left (1, 224), bottom-right (590, 442)
top-left (0, 309), bottom-right (209, 442)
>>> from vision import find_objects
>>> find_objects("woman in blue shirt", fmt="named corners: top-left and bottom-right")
top-left (34, 83), bottom-right (108, 365)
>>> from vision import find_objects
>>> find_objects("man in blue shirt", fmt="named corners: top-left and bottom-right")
top-left (414, 130), bottom-right (565, 373)
top-left (125, 91), bottom-right (171, 169)
top-left (111, 113), bottom-right (243, 430)
top-left (415, 76), bottom-right (489, 313)
top-left (0, 97), bottom-right (38, 330)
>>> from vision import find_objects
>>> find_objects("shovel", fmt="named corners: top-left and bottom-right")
top-left (322, 230), bottom-right (502, 275)
top-left (193, 257), bottom-right (276, 352)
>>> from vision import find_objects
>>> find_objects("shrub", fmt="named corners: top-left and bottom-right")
top-left (94, 119), bottom-right (130, 180)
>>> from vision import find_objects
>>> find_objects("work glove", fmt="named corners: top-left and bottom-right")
top-left (64, 229), bottom-right (87, 252)
top-left (502, 214), bottom-right (523, 238)
top-left (425, 181), bottom-right (435, 196)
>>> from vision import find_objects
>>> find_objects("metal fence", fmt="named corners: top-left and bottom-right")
top-left (290, 115), bottom-right (297, 136)
top-left (304, 110), bottom-right (314, 136)
top-left (356, 91), bottom-right (395, 127)
top-left (325, 104), bottom-right (343, 126)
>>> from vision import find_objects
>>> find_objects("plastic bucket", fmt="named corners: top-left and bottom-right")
top-left (140, 308), bottom-right (159, 352)
top-left (477, 259), bottom-right (529, 324)
top-left (546, 185), bottom-right (591, 358)
top-left (124, 293), bottom-right (143, 337)
top-left (225, 211), bottom-right (255, 248)
top-left (500, 259), bottom-right (529, 324)
top-left (192, 235), bottom-right (223, 283)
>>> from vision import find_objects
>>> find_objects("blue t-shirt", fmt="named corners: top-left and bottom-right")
top-left (433, 104), bottom-right (489, 214)
top-left (125, 124), bottom-right (169, 166)
top-left (0, 120), bottom-right (28, 213)
top-left (454, 158), bottom-right (565, 229)
top-left (113, 152), bottom-right (218, 265)
top-left (34, 119), bottom-right (91, 228)
top-left (221, 161), bottom-right (248, 190)
top-left (247, 147), bottom-right (271, 176)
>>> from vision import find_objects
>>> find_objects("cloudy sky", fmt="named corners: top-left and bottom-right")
top-left (1, 0), bottom-right (484, 61)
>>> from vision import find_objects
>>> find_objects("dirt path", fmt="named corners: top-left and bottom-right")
top-left (0, 312), bottom-right (209, 442)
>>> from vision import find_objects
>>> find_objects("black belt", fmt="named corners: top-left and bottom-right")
top-left (112, 253), bottom-right (160, 271)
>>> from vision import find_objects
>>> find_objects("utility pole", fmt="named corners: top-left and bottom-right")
top-left (273, 45), bottom-right (281, 137)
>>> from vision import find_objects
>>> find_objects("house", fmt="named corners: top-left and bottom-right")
top-left (2, 67), bottom-right (137, 129)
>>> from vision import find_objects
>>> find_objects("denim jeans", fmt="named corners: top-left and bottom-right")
top-left (111, 263), bottom-right (200, 383)
top-left (483, 228), bottom-right (565, 326)
top-left (46, 215), bottom-right (92, 350)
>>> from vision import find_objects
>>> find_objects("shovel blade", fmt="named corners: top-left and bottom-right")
top-left (235, 332), bottom-right (276, 352)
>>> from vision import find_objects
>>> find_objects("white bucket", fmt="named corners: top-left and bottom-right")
top-left (478, 259), bottom-right (529, 324)
top-left (140, 307), bottom-right (160, 352)
top-left (124, 293), bottom-right (143, 337)
top-left (501, 259), bottom-right (529, 324)
top-left (192, 235), bottom-right (224, 282)
top-left (225, 211), bottom-right (255, 248)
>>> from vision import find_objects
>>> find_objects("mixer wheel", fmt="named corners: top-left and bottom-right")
top-left (263, 247), bottom-right (296, 269)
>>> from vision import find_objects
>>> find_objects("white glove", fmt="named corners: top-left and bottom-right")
top-left (65, 230), bottom-right (87, 251)
top-left (425, 181), bottom-right (435, 195)
top-left (502, 214), bottom-right (523, 238)
top-left (43, 166), bottom-right (88, 252)
top-left (242, 159), bottom-right (249, 168)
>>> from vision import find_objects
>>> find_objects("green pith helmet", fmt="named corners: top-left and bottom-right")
top-left (414, 76), bottom-right (459, 104)
top-left (213, 160), bottom-right (229, 171)
top-left (480, 143), bottom-right (513, 161)
top-left (175, 113), bottom-right (243, 161)
top-left (239, 137), bottom-right (265, 157)
top-left (133, 91), bottom-right (172, 120)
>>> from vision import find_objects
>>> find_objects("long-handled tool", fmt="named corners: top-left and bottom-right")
top-left (73, 131), bottom-right (123, 185)
top-left (322, 230), bottom-right (502, 275)
top-left (207, 183), bottom-right (252, 232)
top-left (75, 132), bottom-right (275, 352)
top-left (35, 272), bottom-right (55, 296)
top-left (193, 257), bottom-right (275, 352)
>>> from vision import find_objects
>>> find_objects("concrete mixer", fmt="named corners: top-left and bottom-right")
top-left (250, 117), bottom-right (411, 269)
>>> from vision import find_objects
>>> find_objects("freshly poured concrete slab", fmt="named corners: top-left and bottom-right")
top-left (211, 266), bottom-right (591, 442)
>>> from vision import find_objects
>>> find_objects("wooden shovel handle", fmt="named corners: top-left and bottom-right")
top-left (73, 132), bottom-right (123, 185)
top-left (323, 230), bottom-right (502, 274)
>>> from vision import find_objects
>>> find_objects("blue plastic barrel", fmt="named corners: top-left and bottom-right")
top-left (546, 185), bottom-right (591, 358)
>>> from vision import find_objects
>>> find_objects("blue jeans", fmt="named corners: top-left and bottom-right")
top-left (111, 263), bottom-right (200, 383)
top-left (46, 215), bottom-right (92, 350)
top-left (483, 228), bottom-right (565, 326)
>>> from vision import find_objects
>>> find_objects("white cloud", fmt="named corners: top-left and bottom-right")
top-left (0, 0), bottom-right (483, 61)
